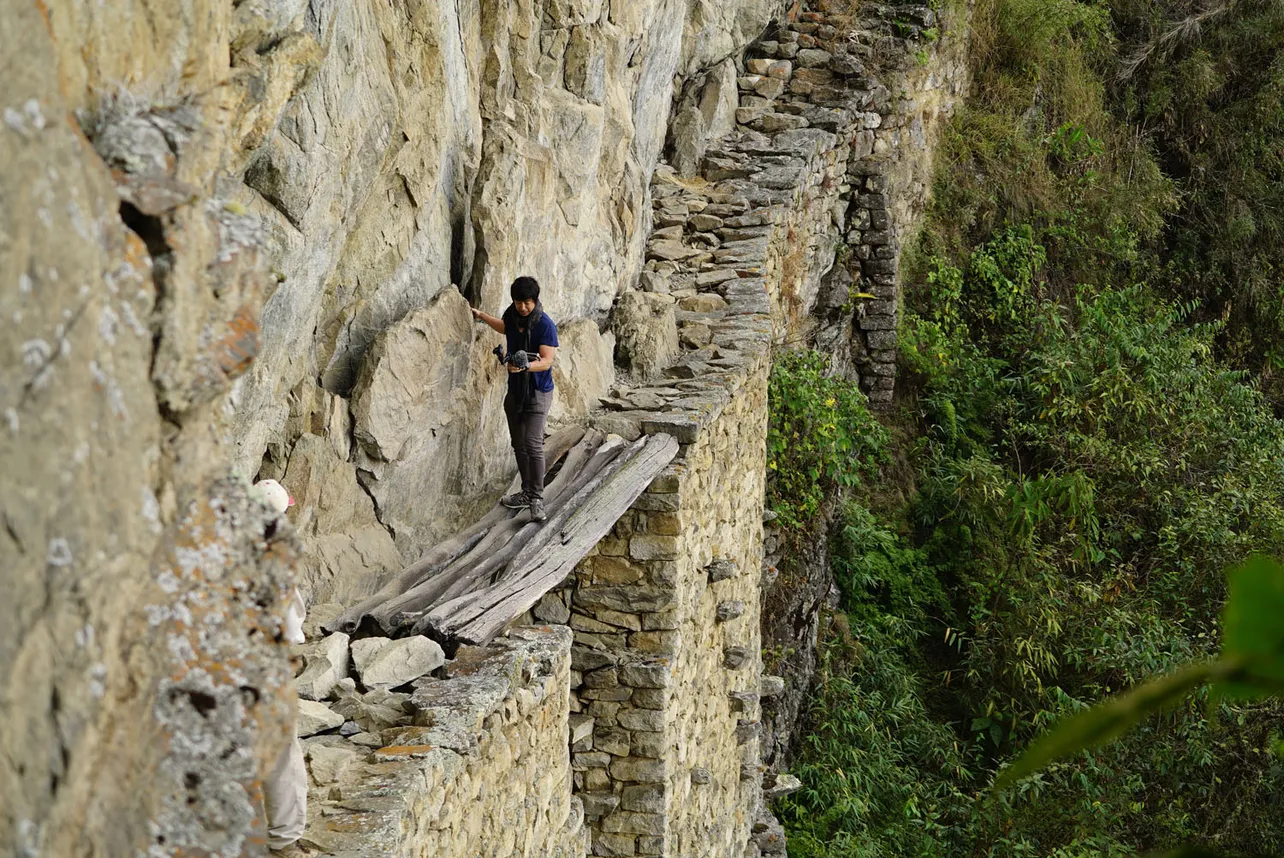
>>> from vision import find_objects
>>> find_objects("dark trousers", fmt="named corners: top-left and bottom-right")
top-left (504, 388), bottom-right (552, 499)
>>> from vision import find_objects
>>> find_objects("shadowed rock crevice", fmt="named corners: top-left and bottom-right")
top-left (245, 153), bottom-right (305, 230)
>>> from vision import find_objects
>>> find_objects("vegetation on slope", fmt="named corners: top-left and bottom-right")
top-left (772, 0), bottom-right (1284, 854)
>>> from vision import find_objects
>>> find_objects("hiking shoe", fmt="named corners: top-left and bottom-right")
top-left (501, 490), bottom-right (530, 509)
top-left (529, 497), bottom-right (547, 523)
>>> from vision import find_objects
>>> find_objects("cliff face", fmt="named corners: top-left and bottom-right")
top-left (2, 0), bottom-right (969, 854)
top-left (2, 0), bottom-right (777, 854)
top-left (4, 0), bottom-right (303, 852)
top-left (230, 0), bottom-right (781, 603)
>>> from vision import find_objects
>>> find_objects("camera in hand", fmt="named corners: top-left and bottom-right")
top-left (493, 346), bottom-right (535, 370)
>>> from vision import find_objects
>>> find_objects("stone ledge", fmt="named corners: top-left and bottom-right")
top-left (296, 626), bottom-right (584, 858)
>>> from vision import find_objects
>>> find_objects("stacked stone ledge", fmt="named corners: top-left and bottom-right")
top-left (562, 17), bottom-right (876, 857)
top-left (709, 2), bottom-right (970, 406)
top-left (290, 626), bottom-right (587, 858)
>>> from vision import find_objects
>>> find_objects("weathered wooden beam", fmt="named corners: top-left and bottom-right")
top-left (415, 433), bottom-right (622, 607)
top-left (422, 433), bottom-right (679, 645)
top-left (325, 424), bottom-right (586, 634)
top-left (362, 430), bottom-right (612, 634)
top-left (412, 435), bottom-right (651, 637)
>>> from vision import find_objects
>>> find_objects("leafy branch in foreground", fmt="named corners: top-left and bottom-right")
top-left (995, 555), bottom-right (1284, 792)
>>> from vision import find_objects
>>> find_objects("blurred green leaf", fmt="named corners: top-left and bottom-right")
top-left (1149, 847), bottom-right (1226, 858)
top-left (1216, 555), bottom-right (1284, 700)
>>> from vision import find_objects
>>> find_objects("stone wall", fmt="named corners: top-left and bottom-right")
top-left (551, 353), bottom-right (770, 858)
top-left (297, 626), bottom-right (586, 858)
top-left (661, 377), bottom-right (769, 857)
top-left (833, 2), bottom-right (972, 404)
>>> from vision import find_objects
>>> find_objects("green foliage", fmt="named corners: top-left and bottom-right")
top-left (783, 1), bottom-right (1284, 854)
top-left (957, 0), bottom-right (1284, 399)
top-left (1109, 0), bottom-right (1284, 398)
top-left (783, 0), bottom-right (1284, 852)
top-left (997, 556), bottom-right (1284, 792)
top-left (901, 228), bottom-right (1284, 734)
top-left (787, 271), bottom-right (1284, 854)
top-left (779, 622), bottom-right (976, 858)
top-left (913, 0), bottom-right (1176, 295)
top-left (833, 504), bottom-right (949, 630)
top-left (778, 512), bottom-right (976, 857)
top-left (766, 350), bottom-right (888, 530)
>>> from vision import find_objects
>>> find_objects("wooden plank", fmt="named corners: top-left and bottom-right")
top-left (441, 435), bottom-right (663, 627)
top-left (362, 430), bottom-right (612, 633)
top-left (416, 434), bottom-right (623, 607)
top-left (413, 435), bottom-right (651, 635)
top-left (421, 433), bottom-right (679, 644)
top-left (428, 433), bottom-right (679, 644)
top-left (325, 424), bottom-right (586, 634)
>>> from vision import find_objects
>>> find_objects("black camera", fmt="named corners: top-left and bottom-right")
top-left (493, 346), bottom-right (535, 370)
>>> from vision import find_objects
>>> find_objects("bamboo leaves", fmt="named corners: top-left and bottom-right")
top-left (995, 556), bottom-right (1284, 792)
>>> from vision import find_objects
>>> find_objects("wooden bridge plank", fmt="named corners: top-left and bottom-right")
top-left (422, 433), bottom-right (680, 644)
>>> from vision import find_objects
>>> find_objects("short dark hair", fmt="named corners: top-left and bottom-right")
top-left (510, 276), bottom-right (540, 302)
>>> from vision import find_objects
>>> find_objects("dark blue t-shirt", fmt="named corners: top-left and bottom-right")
top-left (506, 311), bottom-right (559, 393)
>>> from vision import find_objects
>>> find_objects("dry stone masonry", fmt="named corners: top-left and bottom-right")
top-left (291, 626), bottom-right (586, 858)
top-left (833, 2), bottom-right (972, 404)
top-left (740, 3), bottom-right (972, 405)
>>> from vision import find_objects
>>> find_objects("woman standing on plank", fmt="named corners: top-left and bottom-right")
top-left (471, 276), bottom-right (559, 523)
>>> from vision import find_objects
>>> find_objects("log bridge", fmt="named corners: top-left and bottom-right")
top-left (329, 426), bottom-right (679, 647)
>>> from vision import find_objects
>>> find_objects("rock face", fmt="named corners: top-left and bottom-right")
top-left (4, 0), bottom-right (309, 854)
top-left (349, 289), bottom-right (511, 552)
top-left (670, 58), bottom-right (741, 175)
top-left (4, 0), bottom-right (966, 852)
top-left (226, 0), bottom-right (780, 577)
top-left (612, 290), bottom-right (680, 380)
top-left (551, 317), bottom-right (617, 424)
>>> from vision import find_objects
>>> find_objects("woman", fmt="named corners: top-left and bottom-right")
top-left (472, 276), bottom-right (559, 523)
top-left (252, 479), bottom-right (307, 851)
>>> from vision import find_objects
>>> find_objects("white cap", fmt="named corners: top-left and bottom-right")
top-left (253, 479), bottom-right (295, 515)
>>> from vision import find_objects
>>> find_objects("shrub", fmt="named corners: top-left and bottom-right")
top-left (766, 350), bottom-right (888, 531)
top-left (784, 1), bottom-right (1284, 854)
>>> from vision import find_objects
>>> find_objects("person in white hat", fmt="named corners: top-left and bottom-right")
top-left (253, 479), bottom-right (307, 851)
